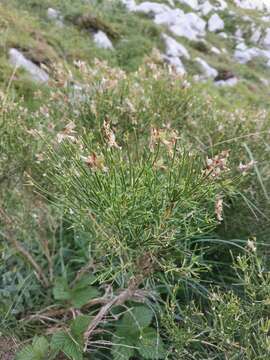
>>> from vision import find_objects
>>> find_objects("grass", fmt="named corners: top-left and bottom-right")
top-left (1, 1), bottom-right (270, 359)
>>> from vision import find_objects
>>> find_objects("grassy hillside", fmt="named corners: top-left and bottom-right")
top-left (1, 1), bottom-right (270, 359)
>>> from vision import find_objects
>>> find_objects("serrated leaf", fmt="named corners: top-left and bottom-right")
top-left (137, 328), bottom-right (165, 359)
top-left (71, 286), bottom-right (100, 308)
top-left (51, 331), bottom-right (68, 351)
top-left (116, 306), bottom-right (154, 338)
top-left (111, 344), bottom-right (135, 360)
top-left (62, 336), bottom-right (83, 360)
top-left (124, 306), bottom-right (154, 329)
top-left (32, 336), bottom-right (49, 358)
top-left (71, 315), bottom-right (91, 339)
top-left (51, 331), bottom-right (83, 360)
top-left (53, 278), bottom-right (70, 301)
top-left (73, 274), bottom-right (96, 290)
top-left (16, 345), bottom-right (35, 360)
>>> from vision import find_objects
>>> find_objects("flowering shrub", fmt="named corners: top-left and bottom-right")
top-left (0, 61), bottom-right (270, 359)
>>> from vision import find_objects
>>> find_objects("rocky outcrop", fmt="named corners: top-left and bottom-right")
top-left (9, 48), bottom-right (49, 83)
top-left (93, 31), bottom-right (114, 49)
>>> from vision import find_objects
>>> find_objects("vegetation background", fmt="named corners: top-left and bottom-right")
top-left (1, 0), bottom-right (270, 359)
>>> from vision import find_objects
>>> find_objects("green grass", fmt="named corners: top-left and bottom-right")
top-left (1, 1), bottom-right (270, 359)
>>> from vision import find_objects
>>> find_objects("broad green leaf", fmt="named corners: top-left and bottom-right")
top-left (32, 336), bottom-right (49, 358)
top-left (124, 306), bottom-right (154, 329)
top-left (53, 278), bottom-right (70, 301)
top-left (51, 331), bottom-right (83, 360)
top-left (73, 274), bottom-right (96, 289)
top-left (116, 306), bottom-right (154, 337)
top-left (16, 345), bottom-right (35, 360)
top-left (62, 336), bottom-right (83, 360)
top-left (71, 286), bottom-right (100, 308)
top-left (137, 328), bottom-right (165, 359)
top-left (71, 315), bottom-right (91, 339)
top-left (51, 331), bottom-right (68, 351)
top-left (112, 344), bottom-right (135, 360)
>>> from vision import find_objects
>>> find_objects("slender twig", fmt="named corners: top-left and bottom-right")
top-left (83, 274), bottom-right (143, 351)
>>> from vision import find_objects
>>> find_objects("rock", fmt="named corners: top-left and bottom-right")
top-left (211, 46), bottom-right (221, 55)
top-left (130, 2), bottom-right (206, 41)
top-left (168, 12), bottom-right (206, 40)
top-left (234, 42), bottom-right (270, 64)
top-left (199, 1), bottom-right (214, 15)
top-left (263, 28), bottom-right (270, 49)
top-left (163, 55), bottom-right (186, 74)
top-left (262, 16), bottom-right (270, 23)
top-left (215, 77), bottom-right (238, 86)
top-left (236, 42), bottom-right (248, 51)
top-left (235, 27), bottom-right (243, 39)
top-left (195, 57), bottom-right (218, 78)
top-left (208, 13), bottom-right (224, 32)
top-left (162, 33), bottom-right (190, 59)
top-left (134, 2), bottom-right (170, 16)
top-left (176, 0), bottom-right (198, 10)
top-left (93, 30), bottom-right (114, 49)
top-left (47, 8), bottom-right (63, 27)
top-left (234, 0), bottom-right (270, 11)
top-left (250, 26), bottom-right (261, 43)
top-left (260, 78), bottom-right (270, 86)
top-left (47, 8), bottom-right (60, 20)
top-left (218, 32), bottom-right (228, 39)
top-left (9, 48), bottom-right (49, 83)
top-left (121, 0), bottom-right (137, 11)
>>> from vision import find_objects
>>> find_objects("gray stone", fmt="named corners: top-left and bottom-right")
top-left (9, 48), bottom-right (49, 83)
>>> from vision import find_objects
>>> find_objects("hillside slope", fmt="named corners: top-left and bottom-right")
top-left (2, 0), bottom-right (270, 106)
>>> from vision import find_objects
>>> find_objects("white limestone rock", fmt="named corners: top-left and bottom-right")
top-left (263, 28), bottom-right (270, 49)
top-left (134, 2), bottom-right (170, 15)
top-left (262, 16), bottom-right (270, 23)
top-left (211, 46), bottom-right (221, 55)
top-left (168, 12), bottom-right (206, 40)
top-left (47, 8), bottom-right (63, 27)
top-left (121, 0), bottom-right (137, 11)
top-left (208, 13), bottom-right (224, 32)
top-left (162, 33), bottom-right (190, 59)
top-left (9, 48), bottom-right (49, 83)
top-left (176, 0), bottom-right (198, 10)
top-left (199, 1), bottom-right (214, 15)
top-left (195, 57), bottom-right (218, 79)
top-left (163, 55), bottom-right (186, 74)
top-left (93, 31), bottom-right (114, 50)
top-left (234, 0), bottom-right (270, 11)
top-left (218, 32), bottom-right (228, 39)
top-left (250, 26), bottom-right (262, 43)
top-left (215, 77), bottom-right (238, 87)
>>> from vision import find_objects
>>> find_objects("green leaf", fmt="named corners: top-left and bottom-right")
top-left (53, 278), bottom-right (70, 301)
top-left (112, 344), bottom-right (135, 360)
top-left (51, 331), bottom-right (83, 360)
top-left (51, 331), bottom-right (68, 351)
top-left (137, 328), bottom-right (165, 359)
top-left (73, 274), bottom-right (96, 289)
top-left (16, 345), bottom-right (35, 360)
top-left (71, 315), bottom-right (91, 339)
top-left (71, 286), bottom-right (100, 308)
top-left (16, 337), bottom-right (49, 360)
top-left (125, 306), bottom-right (154, 328)
top-left (62, 337), bottom-right (83, 360)
top-left (32, 336), bottom-right (49, 358)
top-left (116, 305), bottom-right (154, 338)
